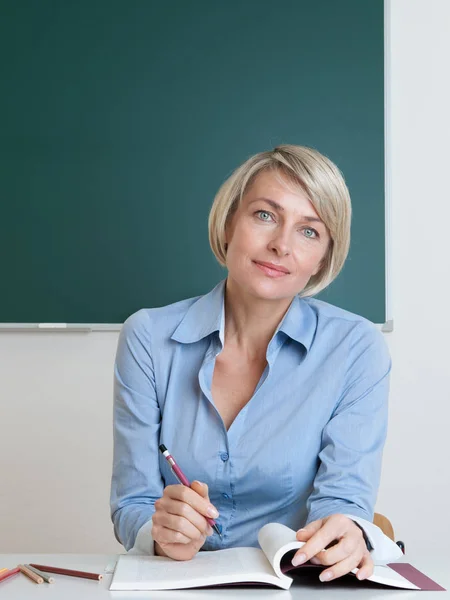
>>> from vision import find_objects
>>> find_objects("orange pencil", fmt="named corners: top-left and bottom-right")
top-left (0, 567), bottom-right (20, 584)
top-left (18, 564), bottom-right (43, 584)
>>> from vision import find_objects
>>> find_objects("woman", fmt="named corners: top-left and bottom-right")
top-left (110, 145), bottom-right (402, 583)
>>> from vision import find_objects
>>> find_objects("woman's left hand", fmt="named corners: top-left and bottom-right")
top-left (292, 514), bottom-right (374, 582)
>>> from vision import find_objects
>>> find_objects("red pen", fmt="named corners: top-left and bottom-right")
top-left (159, 444), bottom-right (222, 538)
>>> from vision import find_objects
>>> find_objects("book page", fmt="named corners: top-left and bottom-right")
top-left (258, 523), bottom-right (304, 581)
top-left (110, 587), bottom-right (292, 600)
top-left (258, 522), bottom-right (422, 590)
top-left (110, 546), bottom-right (292, 591)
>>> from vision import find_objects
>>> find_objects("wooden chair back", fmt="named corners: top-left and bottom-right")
top-left (373, 512), bottom-right (395, 541)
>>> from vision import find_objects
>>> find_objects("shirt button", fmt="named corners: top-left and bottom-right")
top-left (220, 452), bottom-right (229, 462)
top-left (222, 493), bottom-right (230, 499)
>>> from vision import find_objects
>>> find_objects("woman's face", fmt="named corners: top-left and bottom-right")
top-left (224, 169), bottom-right (331, 301)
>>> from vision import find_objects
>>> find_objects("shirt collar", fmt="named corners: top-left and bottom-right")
top-left (171, 278), bottom-right (317, 352)
top-left (171, 279), bottom-right (226, 345)
top-left (277, 292), bottom-right (317, 352)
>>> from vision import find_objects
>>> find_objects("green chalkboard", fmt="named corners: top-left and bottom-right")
top-left (0, 0), bottom-right (386, 325)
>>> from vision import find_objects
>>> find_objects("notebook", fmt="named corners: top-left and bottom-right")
top-left (110, 522), bottom-right (445, 591)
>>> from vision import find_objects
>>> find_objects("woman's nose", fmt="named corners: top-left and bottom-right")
top-left (268, 230), bottom-right (291, 256)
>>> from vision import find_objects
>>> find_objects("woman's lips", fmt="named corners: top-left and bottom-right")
top-left (253, 261), bottom-right (289, 278)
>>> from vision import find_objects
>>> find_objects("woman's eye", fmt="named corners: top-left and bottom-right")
top-left (303, 227), bottom-right (318, 238)
top-left (256, 210), bottom-right (273, 221)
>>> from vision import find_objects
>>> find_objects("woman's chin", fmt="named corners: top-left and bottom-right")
top-left (243, 277), bottom-right (295, 302)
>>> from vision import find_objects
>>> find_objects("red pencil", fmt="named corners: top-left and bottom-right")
top-left (0, 567), bottom-right (20, 583)
top-left (29, 564), bottom-right (103, 581)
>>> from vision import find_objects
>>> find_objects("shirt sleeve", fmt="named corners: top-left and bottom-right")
top-left (305, 323), bottom-right (399, 560)
top-left (110, 310), bottom-right (163, 552)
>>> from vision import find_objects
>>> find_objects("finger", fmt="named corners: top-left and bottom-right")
top-left (156, 496), bottom-right (213, 537)
top-left (152, 521), bottom-right (193, 546)
top-left (313, 533), bottom-right (365, 566)
top-left (190, 480), bottom-right (209, 500)
top-left (293, 520), bottom-right (323, 565)
top-left (158, 526), bottom-right (209, 552)
top-left (164, 483), bottom-right (219, 520)
top-left (296, 519), bottom-right (323, 541)
top-left (292, 515), bottom-right (350, 566)
top-left (355, 552), bottom-right (374, 580)
top-left (319, 551), bottom-right (362, 582)
top-left (190, 482), bottom-right (216, 535)
top-left (153, 504), bottom-right (207, 543)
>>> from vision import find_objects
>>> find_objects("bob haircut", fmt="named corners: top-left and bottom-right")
top-left (208, 144), bottom-right (352, 297)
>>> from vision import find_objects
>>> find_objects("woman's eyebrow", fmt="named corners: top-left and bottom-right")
top-left (249, 197), bottom-right (324, 224)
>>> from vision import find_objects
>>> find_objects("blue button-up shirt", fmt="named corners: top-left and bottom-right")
top-left (111, 278), bottom-right (391, 553)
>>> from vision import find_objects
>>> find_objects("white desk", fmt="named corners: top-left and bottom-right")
top-left (0, 554), bottom-right (447, 599)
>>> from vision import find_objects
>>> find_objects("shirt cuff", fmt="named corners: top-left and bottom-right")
top-left (127, 518), bottom-right (155, 556)
top-left (343, 514), bottom-right (404, 564)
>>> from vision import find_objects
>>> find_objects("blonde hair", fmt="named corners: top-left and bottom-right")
top-left (208, 144), bottom-right (351, 297)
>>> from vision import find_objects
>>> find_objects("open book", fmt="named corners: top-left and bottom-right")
top-left (110, 522), bottom-right (444, 591)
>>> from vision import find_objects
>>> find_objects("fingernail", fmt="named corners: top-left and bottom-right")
top-left (319, 571), bottom-right (333, 582)
top-left (291, 553), bottom-right (307, 567)
top-left (207, 506), bottom-right (219, 518)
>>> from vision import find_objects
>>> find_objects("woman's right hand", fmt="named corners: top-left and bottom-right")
top-left (152, 480), bottom-right (219, 561)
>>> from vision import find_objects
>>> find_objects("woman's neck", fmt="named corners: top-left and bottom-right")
top-left (223, 277), bottom-right (293, 361)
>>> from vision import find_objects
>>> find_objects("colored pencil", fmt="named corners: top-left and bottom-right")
top-left (29, 563), bottom-right (103, 581)
top-left (18, 564), bottom-right (43, 584)
top-left (0, 567), bottom-right (20, 583)
top-left (25, 564), bottom-right (55, 583)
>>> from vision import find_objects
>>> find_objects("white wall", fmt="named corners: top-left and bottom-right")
top-left (0, 332), bottom-right (123, 553)
top-left (1, 0), bottom-right (449, 555)
top-left (376, 0), bottom-right (450, 555)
